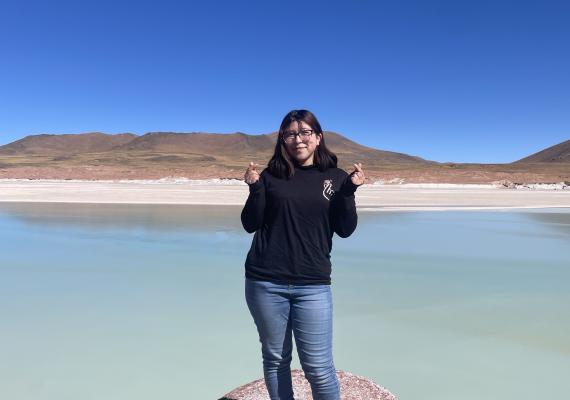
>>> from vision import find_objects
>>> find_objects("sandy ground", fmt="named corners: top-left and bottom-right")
top-left (0, 179), bottom-right (569, 211)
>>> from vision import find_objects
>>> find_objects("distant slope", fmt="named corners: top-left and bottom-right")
top-left (289, 131), bottom-right (435, 164)
top-left (513, 139), bottom-right (570, 163)
top-left (3, 130), bottom-right (430, 165)
top-left (0, 132), bottom-right (138, 155)
top-left (113, 131), bottom-right (276, 156)
top-left (110, 130), bottom-right (434, 164)
top-left (1, 131), bottom-right (568, 183)
top-left (3, 131), bottom-right (568, 167)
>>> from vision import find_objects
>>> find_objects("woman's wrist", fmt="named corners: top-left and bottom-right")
top-left (248, 179), bottom-right (263, 192)
top-left (340, 177), bottom-right (359, 196)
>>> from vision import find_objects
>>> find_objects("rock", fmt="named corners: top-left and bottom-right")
top-left (492, 179), bottom-right (517, 189)
top-left (219, 369), bottom-right (397, 400)
top-left (492, 179), bottom-right (570, 190)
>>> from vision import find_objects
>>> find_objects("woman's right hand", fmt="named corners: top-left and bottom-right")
top-left (244, 162), bottom-right (260, 185)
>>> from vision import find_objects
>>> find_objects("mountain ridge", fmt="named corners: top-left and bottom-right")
top-left (0, 131), bottom-right (568, 183)
top-left (1, 131), bottom-right (568, 164)
top-left (0, 131), bottom-right (435, 165)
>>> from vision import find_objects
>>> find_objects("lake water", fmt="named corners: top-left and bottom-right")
top-left (0, 203), bottom-right (569, 400)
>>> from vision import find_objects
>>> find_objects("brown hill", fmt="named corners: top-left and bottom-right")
top-left (0, 131), bottom-right (437, 180)
top-left (1, 131), bottom-right (568, 183)
top-left (114, 131), bottom-right (276, 157)
top-left (0, 132), bottom-right (137, 156)
top-left (110, 131), bottom-right (435, 165)
top-left (299, 131), bottom-right (434, 165)
top-left (0, 130), bottom-right (431, 165)
top-left (513, 139), bottom-right (570, 163)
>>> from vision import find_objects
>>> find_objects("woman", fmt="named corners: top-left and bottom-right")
top-left (240, 109), bottom-right (365, 400)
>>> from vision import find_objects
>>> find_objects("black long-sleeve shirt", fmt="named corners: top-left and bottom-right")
top-left (241, 163), bottom-right (359, 285)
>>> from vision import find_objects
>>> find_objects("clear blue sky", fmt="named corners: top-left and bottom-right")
top-left (0, 0), bottom-right (568, 163)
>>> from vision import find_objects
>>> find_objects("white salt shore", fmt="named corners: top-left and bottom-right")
top-left (0, 179), bottom-right (569, 211)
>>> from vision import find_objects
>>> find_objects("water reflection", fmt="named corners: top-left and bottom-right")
top-left (521, 210), bottom-right (570, 237)
top-left (0, 202), bottom-right (244, 232)
top-left (2, 203), bottom-right (569, 239)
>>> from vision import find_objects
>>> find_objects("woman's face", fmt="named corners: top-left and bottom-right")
top-left (282, 120), bottom-right (322, 166)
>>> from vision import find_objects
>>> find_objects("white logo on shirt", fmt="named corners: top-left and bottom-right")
top-left (323, 179), bottom-right (334, 201)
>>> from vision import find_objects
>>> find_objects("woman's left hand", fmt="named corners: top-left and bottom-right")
top-left (350, 162), bottom-right (366, 186)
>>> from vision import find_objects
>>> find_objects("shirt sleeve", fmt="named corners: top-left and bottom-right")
top-left (240, 170), bottom-right (266, 233)
top-left (330, 170), bottom-right (359, 238)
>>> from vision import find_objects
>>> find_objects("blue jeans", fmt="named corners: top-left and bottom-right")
top-left (245, 277), bottom-right (340, 400)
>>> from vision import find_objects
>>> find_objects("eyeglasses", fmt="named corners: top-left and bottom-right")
top-left (282, 129), bottom-right (315, 143)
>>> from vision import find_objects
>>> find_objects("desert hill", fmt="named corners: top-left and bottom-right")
top-left (0, 131), bottom-right (433, 165)
top-left (513, 139), bottom-right (570, 163)
top-left (0, 131), bottom-right (568, 183)
top-left (0, 132), bottom-right (137, 156)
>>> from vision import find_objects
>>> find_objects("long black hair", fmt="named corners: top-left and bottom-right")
top-left (267, 109), bottom-right (337, 179)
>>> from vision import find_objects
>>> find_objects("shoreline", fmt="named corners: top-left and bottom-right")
top-left (1, 177), bottom-right (569, 189)
top-left (0, 179), bottom-right (568, 211)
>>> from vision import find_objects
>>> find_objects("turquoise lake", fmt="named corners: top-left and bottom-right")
top-left (0, 203), bottom-right (569, 400)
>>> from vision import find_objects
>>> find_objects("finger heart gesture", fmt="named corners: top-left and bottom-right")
top-left (350, 162), bottom-right (365, 186)
top-left (244, 162), bottom-right (260, 185)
